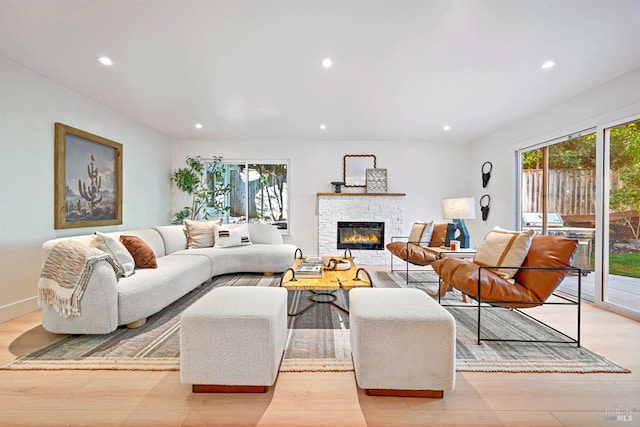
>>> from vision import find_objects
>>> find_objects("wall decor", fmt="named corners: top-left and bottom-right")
top-left (366, 168), bottom-right (387, 193)
top-left (54, 123), bottom-right (122, 229)
top-left (482, 161), bottom-right (493, 188)
top-left (343, 154), bottom-right (376, 187)
top-left (480, 194), bottom-right (491, 221)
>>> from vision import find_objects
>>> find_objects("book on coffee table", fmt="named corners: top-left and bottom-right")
top-left (302, 256), bottom-right (325, 265)
top-left (295, 265), bottom-right (323, 279)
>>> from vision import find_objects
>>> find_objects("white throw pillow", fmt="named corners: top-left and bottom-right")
top-left (213, 223), bottom-right (253, 248)
top-left (408, 221), bottom-right (433, 244)
top-left (90, 232), bottom-right (135, 277)
top-left (184, 218), bottom-right (223, 249)
top-left (421, 221), bottom-right (435, 245)
top-left (473, 226), bottom-right (535, 280)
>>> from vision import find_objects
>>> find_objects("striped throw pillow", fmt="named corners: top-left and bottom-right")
top-left (473, 226), bottom-right (535, 280)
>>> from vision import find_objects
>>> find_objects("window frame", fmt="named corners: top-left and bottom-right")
top-left (204, 158), bottom-right (290, 235)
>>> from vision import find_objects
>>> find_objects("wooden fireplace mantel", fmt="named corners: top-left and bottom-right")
top-left (316, 193), bottom-right (406, 197)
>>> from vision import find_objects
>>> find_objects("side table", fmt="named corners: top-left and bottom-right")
top-left (425, 247), bottom-right (477, 297)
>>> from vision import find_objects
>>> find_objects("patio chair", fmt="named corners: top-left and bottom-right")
top-left (432, 232), bottom-right (581, 346)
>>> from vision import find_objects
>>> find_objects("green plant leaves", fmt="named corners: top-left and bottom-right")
top-left (170, 156), bottom-right (230, 223)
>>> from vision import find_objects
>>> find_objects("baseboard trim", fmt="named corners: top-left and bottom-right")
top-left (365, 388), bottom-right (444, 398)
top-left (0, 296), bottom-right (39, 323)
top-left (192, 384), bottom-right (269, 393)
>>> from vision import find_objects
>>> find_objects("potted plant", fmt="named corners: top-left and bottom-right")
top-left (170, 156), bottom-right (230, 224)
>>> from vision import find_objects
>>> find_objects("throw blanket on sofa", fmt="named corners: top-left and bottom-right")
top-left (38, 240), bottom-right (119, 317)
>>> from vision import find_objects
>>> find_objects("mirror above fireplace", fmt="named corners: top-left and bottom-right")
top-left (343, 154), bottom-right (376, 187)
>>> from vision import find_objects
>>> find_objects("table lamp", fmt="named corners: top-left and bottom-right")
top-left (442, 197), bottom-right (476, 248)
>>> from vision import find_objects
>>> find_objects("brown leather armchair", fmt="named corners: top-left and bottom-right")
top-left (432, 235), bottom-right (581, 346)
top-left (386, 223), bottom-right (448, 285)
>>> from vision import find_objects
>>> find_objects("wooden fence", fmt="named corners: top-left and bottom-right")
top-left (227, 170), bottom-right (287, 220)
top-left (522, 169), bottom-right (620, 215)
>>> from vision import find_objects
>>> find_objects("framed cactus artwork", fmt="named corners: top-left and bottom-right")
top-left (54, 123), bottom-right (123, 229)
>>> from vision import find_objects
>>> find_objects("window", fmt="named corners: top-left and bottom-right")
top-left (206, 160), bottom-right (289, 231)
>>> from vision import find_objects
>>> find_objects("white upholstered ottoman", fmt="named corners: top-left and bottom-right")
top-left (180, 286), bottom-right (288, 393)
top-left (349, 287), bottom-right (456, 398)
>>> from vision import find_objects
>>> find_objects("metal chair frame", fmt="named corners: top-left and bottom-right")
top-left (438, 265), bottom-right (582, 347)
top-left (388, 236), bottom-right (442, 286)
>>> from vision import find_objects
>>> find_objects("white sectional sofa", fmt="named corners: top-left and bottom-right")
top-left (40, 223), bottom-right (298, 335)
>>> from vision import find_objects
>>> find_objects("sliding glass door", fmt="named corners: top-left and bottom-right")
top-left (520, 130), bottom-right (597, 301)
top-left (518, 116), bottom-right (640, 317)
top-left (603, 119), bottom-right (640, 312)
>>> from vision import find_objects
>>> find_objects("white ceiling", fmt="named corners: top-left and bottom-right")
top-left (1, 0), bottom-right (639, 142)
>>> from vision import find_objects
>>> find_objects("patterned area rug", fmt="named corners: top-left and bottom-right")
top-left (2, 271), bottom-right (630, 373)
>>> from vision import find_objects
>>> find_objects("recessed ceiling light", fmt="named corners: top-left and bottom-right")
top-left (541, 60), bottom-right (555, 69)
top-left (98, 56), bottom-right (113, 66)
top-left (195, 123), bottom-right (203, 129)
top-left (443, 125), bottom-right (451, 131)
top-left (320, 124), bottom-right (327, 130)
top-left (321, 58), bottom-right (333, 68)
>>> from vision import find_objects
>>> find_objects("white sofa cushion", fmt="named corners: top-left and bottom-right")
top-left (172, 243), bottom-right (297, 276)
top-left (154, 225), bottom-right (188, 255)
top-left (248, 223), bottom-right (284, 244)
top-left (105, 229), bottom-right (167, 258)
top-left (116, 254), bottom-right (211, 325)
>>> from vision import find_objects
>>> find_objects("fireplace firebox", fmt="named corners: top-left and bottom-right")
top-left (337, 221), bottom-right (384, 251)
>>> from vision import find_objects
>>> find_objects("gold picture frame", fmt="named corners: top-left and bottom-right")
top-left (54, 123), bottom-right (123, 229)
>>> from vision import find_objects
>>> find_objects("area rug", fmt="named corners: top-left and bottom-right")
top-left (2, 272), bottom-right (630, 374)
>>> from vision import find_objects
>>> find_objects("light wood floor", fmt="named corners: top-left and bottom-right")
top-left (1, 301), bottom-right (639, 426)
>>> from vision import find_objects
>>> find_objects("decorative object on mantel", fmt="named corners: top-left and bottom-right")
top-left (366, 168), bottom-right (387, 193)
top-left (330, 181), bottom-right (345, 193)
top-left (442, 197), bottom-right (476, 248)
top-left (480, 194), bottom-right (491, 221)
top-left (482, 161), bottom-right (493, 188)
top-left (343, 154), bottom-right (376, 187)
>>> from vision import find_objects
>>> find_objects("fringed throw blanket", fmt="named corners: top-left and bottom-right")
top-left (38, 240), bottom-right (119, 317)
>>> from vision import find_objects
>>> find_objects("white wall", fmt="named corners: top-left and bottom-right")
top-left (0, 57), bottom-right (174, 322)
top-left (171, 139), bottom-right (470, 254)
top-left (466, 69), bottom-right (640, 247)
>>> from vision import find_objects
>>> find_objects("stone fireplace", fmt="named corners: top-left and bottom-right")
top-left (317, 193), bottom-right (405, 265)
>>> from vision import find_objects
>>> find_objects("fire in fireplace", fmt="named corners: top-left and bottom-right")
top-left (337, 221), bottom-right (385, 250)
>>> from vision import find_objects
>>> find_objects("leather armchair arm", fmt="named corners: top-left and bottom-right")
top-left (390, 235), bottom-right (430, 245)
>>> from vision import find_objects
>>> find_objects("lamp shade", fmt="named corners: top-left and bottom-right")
top-left (442, 197), bottom-right (476, 220)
